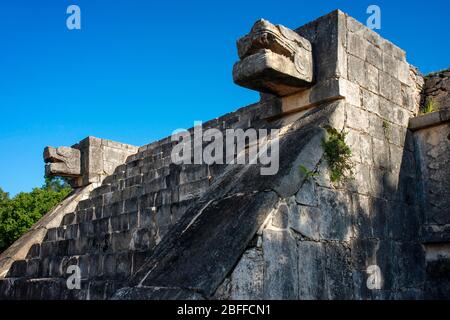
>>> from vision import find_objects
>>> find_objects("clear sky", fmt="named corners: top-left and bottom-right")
top-left (0, 0), bottom-right (449, 196)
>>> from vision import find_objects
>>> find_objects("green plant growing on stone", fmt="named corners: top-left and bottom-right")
top-left (299, 165), bottom-right (318, 181)
top-left (321, 126), bottom-right (354, 183)
top-left (382, 120), bottom-right (391, 142)
top-left (421, 99), bottom-right (437, 114)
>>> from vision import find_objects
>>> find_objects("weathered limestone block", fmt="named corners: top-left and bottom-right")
top-left (271, 203), bottom-right (290, 229)
top-left (229, 248), bottom-right (264, 300)
top-left (274, 128), bottom-right (325, 197)
top-left (412, 117), bottom-right (450, 251)
top-left (323, 242), bottom-right (354, 299)
top-left (287, 198), bottom-right (321, 240)
top-left (317, 187), bottom-right (353, 241)
top-left (295, 179), bottom-right (318, 207)
top-left (262, 229), bottom-right (298, 299)
top-left (297, 241), bottom-right (353, 299)
top-left (44, 146), bottom-right (81, 177)
top-left (297, 241), bottom-right (326, 299)
top-left (347, 32), bottom-right (367, 60)
top-left (339, 79), bottom-right (361, 107)
top-left (233, 19), bottom-right (313, 96)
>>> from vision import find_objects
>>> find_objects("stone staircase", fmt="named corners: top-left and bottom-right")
top-left (0, 138), bottom-right (227, 299)
top-left (0, 98), bottom-right (272, 300)
top-left (2, 10), bottom-right (448, 300)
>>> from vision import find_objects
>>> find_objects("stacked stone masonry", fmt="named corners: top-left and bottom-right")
top-left (411, 108), bottom-right (450, 298)
top-left (0, 95), bottom-right (280, 299)
top-left (0, 10), bottom-right (448, 300)
top-left (216, 11), bottom-right (432, 300)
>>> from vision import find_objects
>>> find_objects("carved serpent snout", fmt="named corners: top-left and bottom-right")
top-left (233, 19), bottom-right (314, 96)
top-left (44, 146), bottom-right (81, 177)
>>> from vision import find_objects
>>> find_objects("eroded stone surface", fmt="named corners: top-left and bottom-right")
top-left (44, 147), bottom-right (81, 178)
top-left (233, 19), bottom-right (313, 96)
top-left (422, 68), bottom-right (450, 110)
top-left (229, 248), bottom-right (264, 300)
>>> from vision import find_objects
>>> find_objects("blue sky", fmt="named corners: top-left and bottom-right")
top-left (0, 0), bottom-right (449, 196)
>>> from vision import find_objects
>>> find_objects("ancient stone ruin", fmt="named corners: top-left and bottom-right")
top-left (0, 10), bottom-right (449, 300)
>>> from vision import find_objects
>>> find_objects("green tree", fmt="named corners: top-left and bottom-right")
top-left (0, 188), bottom-right (8, 204)
top-left (43, 176), bottom-right (71, 192)
top-left (0, 177), bottom-right (72, 253)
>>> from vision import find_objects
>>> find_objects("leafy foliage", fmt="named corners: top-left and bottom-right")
top-left (43, 176), bottom-right (71, 192)
top-left (321, 126), bottom-right (354, 183)
top-left (0, 177), bottom-right (72, 253)
top-left (420, 99), bottom-right (437, 115)
top-left (299, 165), bottom-right (318, 181)
top-left (382, 120), bottom-right (391, 142)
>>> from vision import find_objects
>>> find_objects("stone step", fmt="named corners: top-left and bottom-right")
top-left (76, 162), bottom-right (217, 220)
top-left (74, 167), bottom-right (174, 214)
top-left (61, 190), bottom-right (193, 229)
top-left (133, 114), bottom-right (256, 161)
top-left (135, 117), bottom-right (253, 157)
top-left (178, 179), bottom-right (211, 202)
top-left (138, 139), bottom-right (176, 158)
top-left (39, 227), bottom-right (157, 258)
top-left (45, 211), bottom-right (142, 242)
top-left (37, 203), bottom-right (187, 256)
top-left (0, 277), bottom-right (125, 300)
top-left (7, 249), bottom-right (152, 282)
top-left (58, 196), bottom-right (195, 257)
top-left (18, 228), bottom-right (155, 273)
top-left (90, 158), bottom-right (174, 196)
